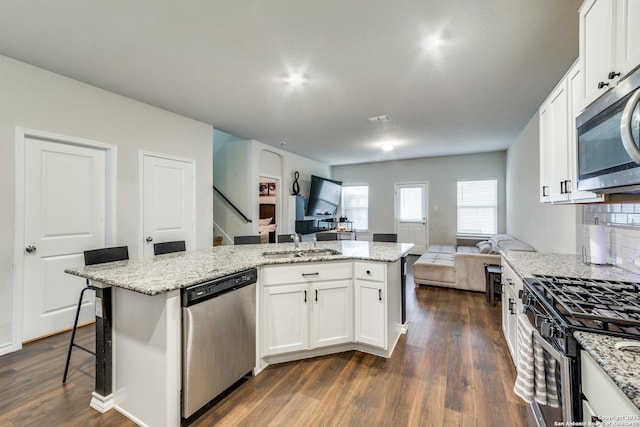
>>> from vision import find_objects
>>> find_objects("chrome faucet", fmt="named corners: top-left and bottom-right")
top-left (291, 234), bottom-right (300, 249)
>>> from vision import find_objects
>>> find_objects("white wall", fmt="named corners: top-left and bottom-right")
top-left (506, 112), bottom-right (581, 253)
top-left (332, 152), bottom-right (507, 245)
top-left (0, 55), bottom-right (213, 351)
top-left (213, 129), bottom-right (253, 241)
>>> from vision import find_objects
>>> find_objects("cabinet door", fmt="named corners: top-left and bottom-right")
top-left (617, 0), bottom-right (640, 78)
top-left (311, 280), bottom-right (353, 348)
top-left (580, 0), bottom-right (617, 107)
top-left (354, 279), bottom-right (386, 349)
top-left (263, 283), bottom-right (309, 355)
top-left (548, 80), bottom-right (570, 203)
top-left (539, 101), bottom-right (552, 203)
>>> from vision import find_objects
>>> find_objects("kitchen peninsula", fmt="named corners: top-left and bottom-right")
top-left (65, 240), bottom-right (413, 427)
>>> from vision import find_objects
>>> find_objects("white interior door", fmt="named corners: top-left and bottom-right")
top-left (395, 183), bottom-right (428, 255)
top-left (23, 137), bottom-right (107, 342)
top-left (142, 154), bottom-right (195, 258)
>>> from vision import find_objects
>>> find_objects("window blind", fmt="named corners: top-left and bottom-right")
top-left (457, 179), bottom-right (497, 235)
top-left (341, 186), bottom-right (368, 231)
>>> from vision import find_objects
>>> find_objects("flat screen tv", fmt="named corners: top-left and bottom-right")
top-left (305, 175), bottom-right (342, 217)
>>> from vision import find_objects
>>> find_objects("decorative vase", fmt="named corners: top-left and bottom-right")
top-left (292, 171), bottom-right (300, 195)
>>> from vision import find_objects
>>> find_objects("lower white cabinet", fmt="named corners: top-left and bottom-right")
top-left (581, 350), bottom-right (640, 421)
top-left (501, 260), bottom-right (523, 366)
top-left (262, 262), bottom-right (354, 357)
top-left (354, 278), bottom-right (386, 349)
top-left (263, 283), bottom-right (309, 355)
top-left (311, 280), bottom-right (353, 348)
top-left (261, 260), bottom-right (394, 360)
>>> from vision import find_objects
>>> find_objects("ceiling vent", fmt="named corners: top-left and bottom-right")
top-left (368, 114), bottom-right (392, 123)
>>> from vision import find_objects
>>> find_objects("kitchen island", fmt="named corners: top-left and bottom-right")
top-left (65, 240), bottom-right (413, 427)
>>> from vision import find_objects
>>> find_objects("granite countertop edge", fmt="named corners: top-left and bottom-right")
top-left (65, 241), bottom-right (414, 296)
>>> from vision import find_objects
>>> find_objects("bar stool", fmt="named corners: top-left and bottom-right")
top-left (234, 235), bottom-right (261, 245)
top-left (277, 234), bottom-right (300, 243)
top-left (316, 232), bottom-right (338, 241)
top-left (153, 240), bottom-right (186, 255)
top-left (373, 233), bottom-right (397, 243)
top-left (62, 245), bottom-right (129, 383)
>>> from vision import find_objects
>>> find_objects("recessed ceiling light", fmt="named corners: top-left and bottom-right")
top-left (286, 73), bottom-right (306, 86)
top-left (381, 142), bottom-right (394, 152)
top-left (423, 34), bottom-right (444, 51)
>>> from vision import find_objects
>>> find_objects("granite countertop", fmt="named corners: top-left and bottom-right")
top-left (501, 251), bottom-right (640, 283)
top-left (574, 331), bottom-right (640, 409)
top-left (64, 240), bottom-right (414, 296)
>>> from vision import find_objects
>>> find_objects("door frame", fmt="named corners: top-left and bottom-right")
top-left (138, 151), bottom-right (196, 259)
top-left (11, 127), bottom-right (117, 354)
top-left (394, 181), bottom-right (429, 253)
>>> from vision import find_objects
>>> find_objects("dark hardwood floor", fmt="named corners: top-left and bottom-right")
top-left (0, 256), bottom-right (526, 426)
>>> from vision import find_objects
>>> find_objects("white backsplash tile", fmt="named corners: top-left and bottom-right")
top-left (583, 203), bottom-right (640, 276)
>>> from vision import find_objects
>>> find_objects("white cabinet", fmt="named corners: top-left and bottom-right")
top-left (354, 278), bottom-right (386, 349)
top-left (501, 260), bottom-right (522, 366)
top-left (540, 78), bottom-right (570, 203)
top-left (539, 61), bottom-right (604, 204)
top-left (580, 0), bottom-right (640, 108)
top-left (617, 1), bottom-right (640, 77)
top-left (311, 280), bottom-right (353, 348)
top-left (354, 262), bottom-right (387, 349)
top-left (261, 262), bottom-right (353, 356)
top-left (581, 350), bottom-right (640, 421)
top-left (263, 283), bottom-right (309, 355)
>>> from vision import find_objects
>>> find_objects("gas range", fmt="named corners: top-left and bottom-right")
top-left (524, 274), bottom-right (640, 338)
top-left (521, 274), bottom-right (640, 425)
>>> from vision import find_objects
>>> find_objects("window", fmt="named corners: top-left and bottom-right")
top-left (457, 179), bottom-right (497, 236)
top-left (398, 186), bottom-right (424, 222)
top-left (341, 186), bottom-right (368, 231)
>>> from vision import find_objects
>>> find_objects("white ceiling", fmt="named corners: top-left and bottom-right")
top-left (0, 0), bottom-right (581, 166)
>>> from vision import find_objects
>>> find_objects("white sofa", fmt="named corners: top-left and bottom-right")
top-left (413, 234), bottom-right (535, 292)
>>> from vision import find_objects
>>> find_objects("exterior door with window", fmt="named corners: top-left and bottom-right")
top-left (394, 183), bottom-right (428, 255)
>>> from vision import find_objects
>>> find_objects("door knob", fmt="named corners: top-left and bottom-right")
top-left (25, 245), bottom-right (37, 253)
top-left (145, 236), bottom-right (153, 243)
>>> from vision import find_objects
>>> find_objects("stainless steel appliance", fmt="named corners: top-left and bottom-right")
top-left (521, 275), bottom-right (640, 427)
top-left (181, 268), bottom-right (257, 420)
top-left (576, 66), bottom-right (640, 193)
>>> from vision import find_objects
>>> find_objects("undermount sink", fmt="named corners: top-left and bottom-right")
top-left (262, 248), bottom-right (342, 259)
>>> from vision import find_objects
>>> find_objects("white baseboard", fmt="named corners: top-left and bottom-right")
top-left (90, 392), bottom-right (114, 413)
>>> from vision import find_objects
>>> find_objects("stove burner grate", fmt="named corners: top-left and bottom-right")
top-left (532, 275), bottom-right (640, 328)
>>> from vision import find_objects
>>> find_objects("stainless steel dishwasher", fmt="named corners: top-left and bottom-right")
top-left (181, 268), bottom-right (257, 419)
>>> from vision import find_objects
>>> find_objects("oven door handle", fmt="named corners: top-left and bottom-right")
top-left (532, 331), bottom-right (573, 424)
top-left (524, 304), bottom-right (545, 326)
top-left (621, 87), bottom-right (640, 164)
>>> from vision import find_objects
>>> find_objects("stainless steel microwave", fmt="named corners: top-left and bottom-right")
top-left (576, 66), bottom-right (640, 194)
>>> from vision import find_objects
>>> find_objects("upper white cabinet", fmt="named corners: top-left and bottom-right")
top-left (539, 78), bottom-right (570, 203)
top-left (580, 0), bottom-right (640, 108)
top-left (617, 1), bottom-right (640, 77)
top-left (539, 61), bottom-right (604, 204)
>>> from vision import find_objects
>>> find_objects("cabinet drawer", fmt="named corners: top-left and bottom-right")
top-left (262, 262), bottom-right (352, 286)
top-left (354, 262), bottom-right (385, 282)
